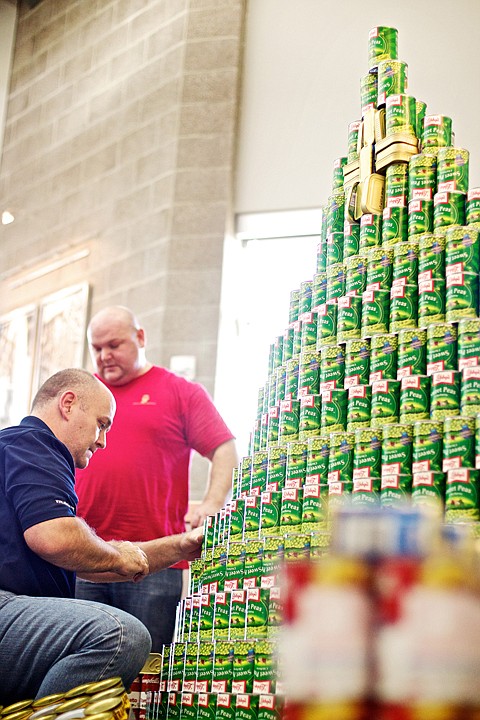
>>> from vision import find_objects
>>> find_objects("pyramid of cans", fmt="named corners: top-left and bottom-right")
top-left (143, 25), bottom-right (480, 720)
top-left (250, 26), bottom-right (480, 530)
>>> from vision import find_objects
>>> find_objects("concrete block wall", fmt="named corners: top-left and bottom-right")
top-left (0, 0), bottom-right (245, 497)
top-left (0, 0), bottom-right (245, 395)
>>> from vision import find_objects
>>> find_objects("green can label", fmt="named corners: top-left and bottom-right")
top-left (434, 191), bottom-right (466, 230)
top-left (380, 473), bottom-right (412, 506)
top-left (299, 394), bottom-right (322, 439)
top-left (326, 263), bottom-right (346, 302)
top-left (306, 435), bottom-right (330, 483)
top-left (260, 490), bottom-right (282, 534)
top-left (347, 121), bottom-right (362, 163)
top-left (442, 415), bottom-right (475, 471)
top-left (422, 115), bottom-right (452, 148)
top-left (382, 205), bottom-right (408, 245)
top-left (393, 241), bottom-right (419, 284)
top-left (361, 288), bottom-right (390, 337)
top-left (367, 247), bottom-right (394, 289)
top-left (327, 192), bottom-right (345, 234)
top-left (368, 26), bottom-right (398, 71)
top-left (408, 199), bottom-right (434, 237)
top-left (430, 370), bottom-right (461, 420)
top-left (353, 427), bottom-right (382, 477)
top-left (381, 423), bottom-right (413, 475)
top-left (344, 221), bottom-right (360, 259)
top-left (371, 379), bottom-right (400, 427)
top-left (266, 446), bottom-right (287, 492)
top-left (279, 399), bottom-right (300, 442)
top-left (386, 163), bottom-right (409, 202)
top-left (345, 255), bottom-right (367, 295)
top-left (320, 388), bottom-right (348, 432)
top-left (389, 282), bottom-right (418, 333)
top-left (328, 431), bottom-right (354, 483)
top-left (458, 318), bottom-right (480, 370)
top-left (298, 351), bottom-right (320, 396)
top-left (360, 213), bottom-right (382, 252)
top-left (445, 225), bottom-right (480, 275)
top-left (347, 383), bottom-right (372, 430)
top-left (320, 344), bottom-right (345, 389)
top-left (426, 323), bottom-right (457, 375)
top-left (412, 471), bottom-right (446, 508)
top-left (316, 301), bottom-right (338, 347)
top-left (412, 419), bottom-right (444, 474)
top-left (337, 294), bottom-right (362, 342)
top-left (445, 468), bottom-right (480, 522)
top-left (378, 60), bottom-right (407, 105)
top-left (397, 329), bottom-right (427, 378)
top-left (280, 488), bottom-right (303, 529)
top-left (461, 366), bottom-right (480, 417)
top-left (301, 483), bottom-right (326, 527)
top-left (326, 232), bottom-right (344, 266)
top-left (386, 93), bottom-right (416, 136)
top-left (437, 147), bottom-right (469, 194)
top-left (400, 375), bottom-right (430, 422)
top-left (352, 476), bottom-right (381, 506)
top-left (418, 277), bottom-right (446, 327)
top-left (419, 233), bottom-right (445, 279)
top-left (467, 188), bottom-right (480, 225)
top-left (345, 339), bottom-right (371, 387)
top-left (409, 153), bottom-right (437, 200)
top-left (285, 441), bottom-right (307, 488)
top-left (369, 334), bottom-right (398, 382)
top-left (312, 272), bottom-right (327, 308)
top-left (446, 270), bottom-right (479, 322)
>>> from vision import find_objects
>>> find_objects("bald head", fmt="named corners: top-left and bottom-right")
top-left (31, 368), bottom-right (116, 469)
top-left (87, 306), bottom-right (151, 386)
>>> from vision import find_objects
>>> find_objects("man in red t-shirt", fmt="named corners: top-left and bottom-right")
top-left (75, 306), bottom-right (238, 650)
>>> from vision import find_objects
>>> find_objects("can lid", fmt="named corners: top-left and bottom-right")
top-left (0, 702), bottom-right (33, 716)
top-left (84, 698), bottom-right (122, 716)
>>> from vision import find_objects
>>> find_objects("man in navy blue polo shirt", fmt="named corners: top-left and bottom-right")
top-left (0, 368), bottom-right (203, 704)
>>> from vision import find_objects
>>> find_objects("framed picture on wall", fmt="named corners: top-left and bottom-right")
top-left (33, 283), bottom-right (90, 395)
top-left (0, 304), bottom-right (38, 428)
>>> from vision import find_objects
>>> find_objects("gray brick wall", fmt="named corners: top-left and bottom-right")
top-left (0, 0), bottom-right (245, 497)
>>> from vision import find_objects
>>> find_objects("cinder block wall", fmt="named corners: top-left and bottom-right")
top-left (0, 0), bottom-right (245, 393)
top-left (0, 0), bottom-right (245, 497)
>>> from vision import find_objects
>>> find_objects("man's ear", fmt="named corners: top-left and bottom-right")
top-left (58, 390), bottom-right (77, 420)
top-left (136, 327), bottom-right (146, 348)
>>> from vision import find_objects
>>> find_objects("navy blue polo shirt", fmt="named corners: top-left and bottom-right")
top-left (0, 416), bottom-right (78, 597)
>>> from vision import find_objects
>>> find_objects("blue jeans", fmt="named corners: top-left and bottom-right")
top-left (76, 569), bottom-right (183, 652)
top-left (0, 590), bottom-right (151, 704)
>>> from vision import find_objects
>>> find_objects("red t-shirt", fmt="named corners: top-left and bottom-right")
top-left (75, 367), bottom-right (234, 567)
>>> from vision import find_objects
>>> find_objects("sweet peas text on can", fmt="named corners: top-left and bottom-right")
top-left (370, 379), bottom-right (400, 427)
top-left (397, 328), bottom-right (427, 379)
top-left (437, 146), bottom-right (469, 194)
top-left (430, 370), bottom-right (461, 420)
top-left (368, 26), bottom-right (398, 72)
top-left (422, 115), bottom-right (452, 148)
top-left (460, 365), bottom-right (480, 417)
top-left (400, 375), bottom-right (430, 423)
top-left (385, 93), bottom-right (416, 137)
top-left (442, 415), bottom-right (475, 472)
top-left (426, 322), bottom-right (457, 376)
top-left (412, 419), bottom-right (443, 474)
top-left (347, 383), bottom-right (372, 430)
top-left (369, 333), bottom-right (398, 383)
top-left (381, 423), bottom-right (413, 476)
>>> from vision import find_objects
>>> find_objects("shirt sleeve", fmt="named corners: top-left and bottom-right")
top-left (5, 431), bottom-right (77, 533)
top-left (181, 381), bottom-right (235, 458)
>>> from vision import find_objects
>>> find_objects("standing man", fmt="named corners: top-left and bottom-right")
top-left (0, 368), bottom-right (204, 704)
top-left (75, 306), bottom-right (238, 650)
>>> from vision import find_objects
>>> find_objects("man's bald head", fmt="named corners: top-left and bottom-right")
top-left (87, 306), bottom-right (151, 386)
top-left (31, 368), bottom-right (116, 469)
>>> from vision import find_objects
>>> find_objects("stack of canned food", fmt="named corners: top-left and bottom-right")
top-left (0, 678), bottom-right (128, 720)
top-left (246, 22), bottom-right (480, 531)
top-left (141, 24), bottom-right (480, 720)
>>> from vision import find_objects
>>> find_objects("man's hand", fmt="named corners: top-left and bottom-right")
top-left (185, 500), bottom-right (221, 530)
top-left (109, 540), bottom-right (150, 581)
top-left (178, 527), bottom-right (204, 561)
